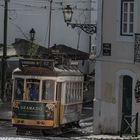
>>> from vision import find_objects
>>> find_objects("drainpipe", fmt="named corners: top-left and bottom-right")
top-left (93, 0), bottom-right (103, 134)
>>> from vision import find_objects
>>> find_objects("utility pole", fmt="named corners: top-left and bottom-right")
top-left (48, 0), bottom-right (52, 48)
top-left (1, 0), bottom-right (9, 101)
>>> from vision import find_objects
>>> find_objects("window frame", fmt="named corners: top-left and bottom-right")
top-left (13, 77), bottom-right (41, 101)
top-left (120, 0), bottom-right (134, 36)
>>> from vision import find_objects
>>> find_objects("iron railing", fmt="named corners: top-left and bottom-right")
top-left (120, 112), bottom-right (139, 137)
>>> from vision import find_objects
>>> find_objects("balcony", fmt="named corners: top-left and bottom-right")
top-left (134, 34), bottom-right (140, 62)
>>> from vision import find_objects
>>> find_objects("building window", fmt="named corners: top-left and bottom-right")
top-left (121, 0), bottom-right (134, 36)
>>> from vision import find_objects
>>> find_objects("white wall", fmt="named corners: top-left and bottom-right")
top-left (94, 0), bottom-right (140, 134)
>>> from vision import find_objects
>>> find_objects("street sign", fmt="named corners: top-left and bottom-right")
top-left (103, 43), bottom-right (111, 56)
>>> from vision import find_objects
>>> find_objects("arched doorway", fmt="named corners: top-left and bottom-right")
top-left (122, 75), bottom-right (132, 132)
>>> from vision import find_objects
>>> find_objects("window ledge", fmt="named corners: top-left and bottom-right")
top-left (117, 35), bottom-right (134, 43)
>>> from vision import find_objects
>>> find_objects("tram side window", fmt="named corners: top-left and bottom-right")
top-left (42, 80), bottom-right (54, 101)
top-left (14, 78), bottom-right (24, 100)
top-left (65, 82), bottom-right (83, 103)
top-left (66, 82), bottom-right (70, 103)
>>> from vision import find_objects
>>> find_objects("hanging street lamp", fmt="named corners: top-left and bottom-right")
top-left (29, 28), bottom-right (36, 42)
top-left (63, 5), bottom-right (96, 35)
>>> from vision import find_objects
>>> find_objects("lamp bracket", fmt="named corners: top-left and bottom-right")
top-left (68, 23), bottom-right (96, 35)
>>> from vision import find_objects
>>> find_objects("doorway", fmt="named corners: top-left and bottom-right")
top-left (122, 75), bottom-right (132, 132)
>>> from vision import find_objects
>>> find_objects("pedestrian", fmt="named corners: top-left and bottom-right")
top-left (30, 84), bottom-right (38, 101)
top-left (16, 83), bottom-right (23, 99)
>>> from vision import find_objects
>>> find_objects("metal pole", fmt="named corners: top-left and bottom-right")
top-left (48, 0), bottom-right (52, 48)
top-left (1, 0), bottom-right (8, 101)
top-left (30, 40), bottom-right (33, 58)
top-left (76, 32), bottom-right (81, 50)
top-left (120, 113), bottom-right (124, 137)
top-left (135, 112), bottom-right (138, 137)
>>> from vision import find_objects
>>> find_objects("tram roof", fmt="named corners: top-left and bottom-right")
top-left (13, 59), bottom-right (83, 76)
top-left (13, 66), bottom-right (83, 76)
top-left (13, 58), bottom-right (83, 76)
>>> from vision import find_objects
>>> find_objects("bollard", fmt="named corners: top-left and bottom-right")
top-left (135, 112), bottom-right (138, 137)
top-left (120, 113), bottom-right (124, 137)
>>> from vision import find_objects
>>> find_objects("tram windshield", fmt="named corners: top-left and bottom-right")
top-left (14, 78), bottom-right (55, 101)
top-left (25, 79), bottom-right (40, 101)
top-left (42, 80), bottom-right (55, 101)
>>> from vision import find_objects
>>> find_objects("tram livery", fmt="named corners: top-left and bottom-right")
top-left (11, 59), bottom-right (84, 133)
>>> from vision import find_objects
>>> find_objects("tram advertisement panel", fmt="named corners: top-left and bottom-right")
top-left (12, 102), bottom-right (54, 120)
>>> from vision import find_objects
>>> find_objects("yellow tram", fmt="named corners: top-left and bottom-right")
top-left (11, 59), bottom-right (84, 134)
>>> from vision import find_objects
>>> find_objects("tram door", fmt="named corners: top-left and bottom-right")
top-left (56, 82), bottom-right (62, 124)
top-left (122, 75), bottom-right (132, 133)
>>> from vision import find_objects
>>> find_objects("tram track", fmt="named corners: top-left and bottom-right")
top-left (51, 128), bottom-right (76, 137)
top-left (0, 121), bottom-right (14, 130)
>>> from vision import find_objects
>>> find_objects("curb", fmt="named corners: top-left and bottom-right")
top-left (72, 136), bottom-right (140, 140)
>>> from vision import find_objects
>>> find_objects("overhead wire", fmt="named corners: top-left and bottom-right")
top-left (9, 17), bottom-right (29, 40)
top-left (10, 0), bottom-right (96, 4)
top-left (10, 3), bottom-right (96, 11)
top-left (11, 2), bottom-right (49, 9)
top-left (4, 0), bottom-right (97, 12)
top-left (0, 0), bottom-right (97, 47)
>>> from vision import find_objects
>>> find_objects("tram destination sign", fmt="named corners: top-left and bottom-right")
top-left (19, 59), bottom-right (54, 70)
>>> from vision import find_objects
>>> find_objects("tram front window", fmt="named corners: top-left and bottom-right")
top-left (25, 79), bottom-right (40, 101)
top-left (42, 80), bottom-right (54, 101)
top-left (14, 78), bottom-right (24, 100)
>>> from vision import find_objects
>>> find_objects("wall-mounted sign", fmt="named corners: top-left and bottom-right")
top-left (103, 43), bottom-right (111, 56)
top-left (135, 80), bottom-right (140, 103)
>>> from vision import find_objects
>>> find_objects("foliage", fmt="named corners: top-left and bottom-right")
top-left (27, 43), bottom-right (39, 58)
